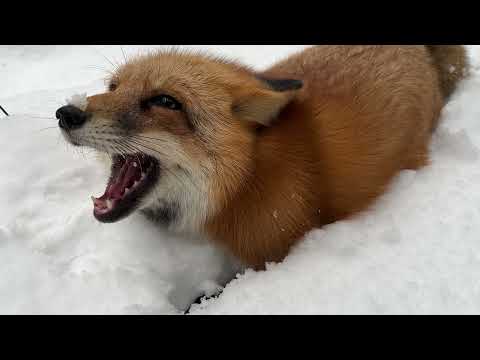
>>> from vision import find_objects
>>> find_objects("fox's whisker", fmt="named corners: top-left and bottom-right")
top-left (129, 134), bottom-right (170, 143)
top-left (34, 126), bottom-right (58, 133)
top-left (120, 46), bottom-right (128, 64)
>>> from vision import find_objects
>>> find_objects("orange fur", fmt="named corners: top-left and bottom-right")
top-left (78, 46), bottom-right (469, 270)
top-left (206, 45), bottom-right (468, 269)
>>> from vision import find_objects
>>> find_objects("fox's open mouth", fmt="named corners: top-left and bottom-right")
top-left (92, 153), bottom-right (160, 223)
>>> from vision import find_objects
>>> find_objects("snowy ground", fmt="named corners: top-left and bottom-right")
top-left (1, 45), bottom-right (480, 314)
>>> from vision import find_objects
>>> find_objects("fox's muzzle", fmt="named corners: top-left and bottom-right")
top-left (56, 105), bottom-right (88, 130)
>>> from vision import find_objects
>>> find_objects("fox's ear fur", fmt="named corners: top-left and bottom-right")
top-left (231, 76), bottom-right (303, 126)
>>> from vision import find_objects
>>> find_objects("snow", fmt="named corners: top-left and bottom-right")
top-left (66, 93), bottom-right (88, 111)
top-left (1, 45), bottom-right (480, 314)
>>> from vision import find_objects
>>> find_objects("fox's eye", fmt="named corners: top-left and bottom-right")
top-left (108, 83), bottom-right (118, 92)
top-left (142, 95), bottom-right (182, 111)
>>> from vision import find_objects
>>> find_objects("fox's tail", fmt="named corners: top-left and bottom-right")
top-left (425, 45), bottom-right (469, 100)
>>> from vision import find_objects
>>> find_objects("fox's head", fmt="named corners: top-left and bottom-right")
top-left (57, 49), bottom-right (303, 233)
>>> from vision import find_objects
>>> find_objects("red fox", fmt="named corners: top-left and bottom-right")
top-left (57, 45), bottom-right (468, 270)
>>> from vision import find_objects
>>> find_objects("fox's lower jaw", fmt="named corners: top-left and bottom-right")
top-left (91, 153), bottom-right (161, 223)
top-left (89, 150), bottom-right (213, 234)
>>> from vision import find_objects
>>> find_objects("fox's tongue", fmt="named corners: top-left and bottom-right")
top-left (92, 156), bottom-right (143, 213)
top-left (91, 153), bottom-right (159, 223)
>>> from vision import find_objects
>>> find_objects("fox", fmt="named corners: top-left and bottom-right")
top-left (57, 45), bottom-right (469, 270)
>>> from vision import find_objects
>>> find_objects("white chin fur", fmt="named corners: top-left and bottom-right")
top-left (141, 167), bottom-right (211, 233)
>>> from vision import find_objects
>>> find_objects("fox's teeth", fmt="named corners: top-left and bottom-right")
top-left (106, 200), bottom-right (113, 210)
top-left (141, 173), bottom-right (146, 180)
top-left (124, 188), bottom-right (130, 195)
top-left (91, 196), bottom-right (96, 204)
top-left (133, 162), bottom-right (137, 167)
top-left (133, 181), bottom-right (139, 188)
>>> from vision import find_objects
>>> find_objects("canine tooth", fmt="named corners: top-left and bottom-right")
top-left (133, 162), bottom-right (137, 167)
top-left (91, 196), bottom-right (96, 204)
top-left (133, 181), bottom-right (139, 187)
top-left (106, 200), bottom-right (113, 210)
top-left (124, 188), bottom-right (130, 195)
top-left (141, 173), bottom-right (146, 180)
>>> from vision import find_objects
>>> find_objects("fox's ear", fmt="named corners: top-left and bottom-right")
top-left (231, 76), bottom-right (303, 126)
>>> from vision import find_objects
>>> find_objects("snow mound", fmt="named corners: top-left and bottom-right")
top-left (66, 93), bottom-right (88, 111)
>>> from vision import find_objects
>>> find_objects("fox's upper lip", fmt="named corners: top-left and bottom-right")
top-left (92, 153), bottom-right (160, 223)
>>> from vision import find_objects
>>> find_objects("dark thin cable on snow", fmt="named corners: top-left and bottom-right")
top-left (0, 105), bottom-right (9, 116)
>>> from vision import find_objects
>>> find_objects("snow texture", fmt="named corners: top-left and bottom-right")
top-left (1, 45), bottom-right (480, 314)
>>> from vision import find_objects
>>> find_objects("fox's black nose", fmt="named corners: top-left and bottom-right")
top-left (56, 105), bottom-right (87, 130)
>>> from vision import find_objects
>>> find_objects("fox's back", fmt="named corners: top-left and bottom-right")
top-left (258, 45), bottom-right (444, 220)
